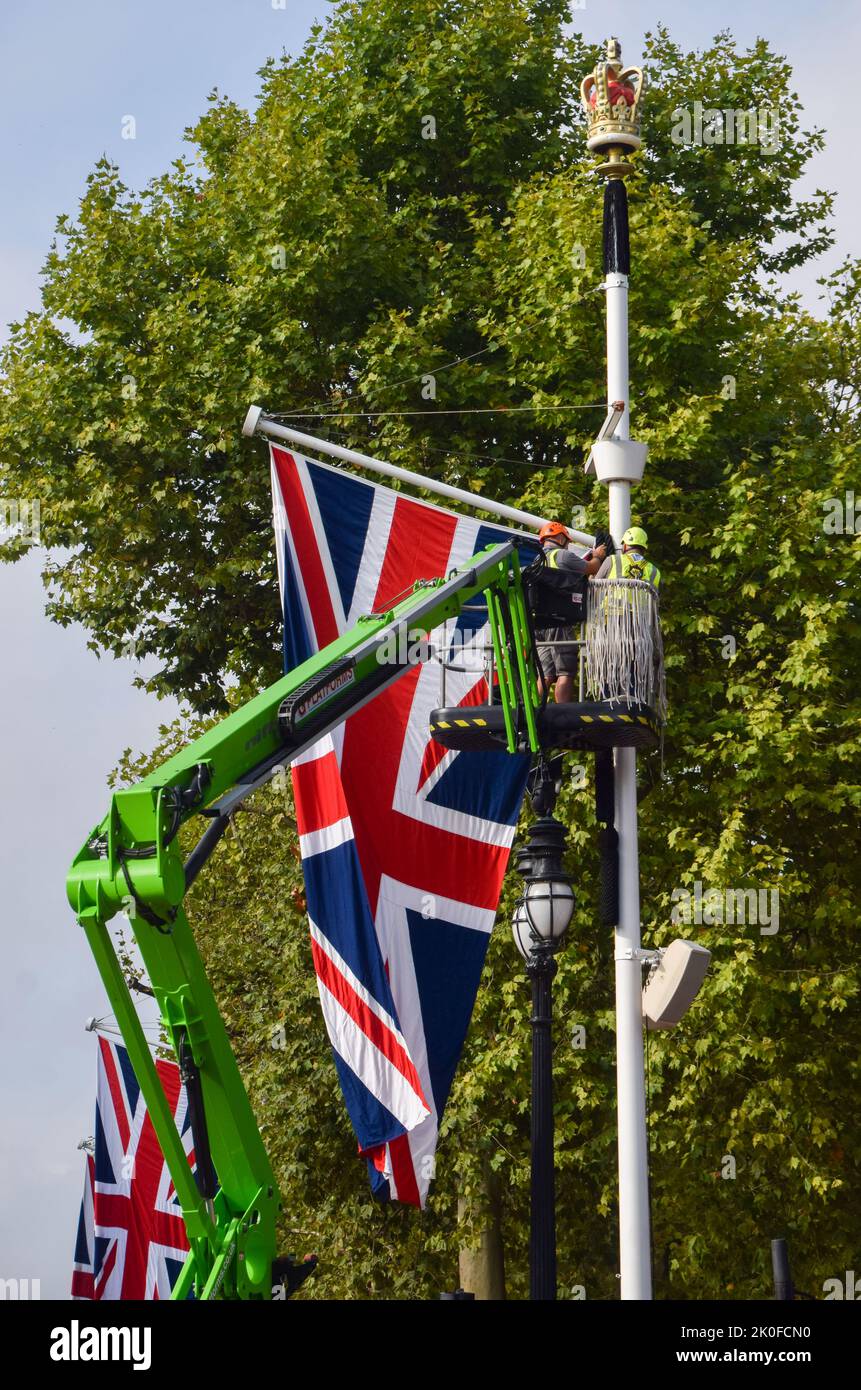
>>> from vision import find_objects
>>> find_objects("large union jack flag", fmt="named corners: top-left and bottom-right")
top-left (272, 445), bottom-right (534, 1205)
top-left (72, 1036), bottom-right (194, 1299)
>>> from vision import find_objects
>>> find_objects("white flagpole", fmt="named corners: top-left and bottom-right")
top-left (242, 406), bottom-right (596, 548)
top-left (607, 284), bottom-right (652, 1302)
top-left (582, 38), bottom-right (652, 1299)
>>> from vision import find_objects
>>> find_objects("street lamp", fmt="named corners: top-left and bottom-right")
top-left (512, 814), bottom-right (575, 1301)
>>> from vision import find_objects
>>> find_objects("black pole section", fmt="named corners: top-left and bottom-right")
top-left (528, 947), bottom-right (558, 1301)
top-left (595, 747), bottom-right (615, 823)
top-left (598, 827), bottom-right (620, 926)
top-left (771, 1238), bottom-right (794, 1301)
top-left (595, 748), bottom-right (620, 925)
top-left (602, 178), bottom-right (630, 276)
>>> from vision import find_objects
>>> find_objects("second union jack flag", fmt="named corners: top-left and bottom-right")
top-left (72, 1036), bottom-right (194, 1299)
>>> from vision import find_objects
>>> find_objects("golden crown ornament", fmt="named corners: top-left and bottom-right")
top-left (580, 36), bottom-right (644, 178)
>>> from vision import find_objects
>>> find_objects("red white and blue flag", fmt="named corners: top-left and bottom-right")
top-left (271, 445), bottom-right (534, 1205)
top-left (72, 1036), bottom-right (194, 1299)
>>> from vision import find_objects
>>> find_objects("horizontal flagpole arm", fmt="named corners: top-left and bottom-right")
top-left (243, 406), bottom-right (595, 548)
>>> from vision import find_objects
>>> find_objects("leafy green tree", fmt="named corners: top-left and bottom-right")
top-left (0, 2), bottom-right (832, 706)
top-left (4, 1), bottom-right (859, 1297)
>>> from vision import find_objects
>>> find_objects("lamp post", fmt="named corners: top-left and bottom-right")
top-left (512, 814), bottom-right (575, 1302)
top-left (580, 36), bottom-right (653, 1300)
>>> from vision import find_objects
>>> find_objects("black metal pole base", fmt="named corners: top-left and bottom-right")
top-left (527, 947), bottom-right (557, 1300)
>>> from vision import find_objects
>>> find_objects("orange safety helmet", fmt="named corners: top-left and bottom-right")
top-left (538, 520), bottom-right (569, 544)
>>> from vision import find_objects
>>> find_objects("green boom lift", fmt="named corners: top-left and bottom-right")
top-left (66, 541), bottom-right (540, 1300)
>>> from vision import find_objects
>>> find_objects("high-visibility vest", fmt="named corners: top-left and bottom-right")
top-left (607, 549), bottom-right (662, 593)
top-left (544, 546), bottom-right (580, 580)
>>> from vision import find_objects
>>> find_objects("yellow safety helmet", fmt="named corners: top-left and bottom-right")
top-left (622, 526), bottom-right (648, 549)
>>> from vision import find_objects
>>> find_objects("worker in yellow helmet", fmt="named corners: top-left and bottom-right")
top-left (593, 526), bottom-right (662, 704)
top-left (596, 526), bottom-right (662, 593)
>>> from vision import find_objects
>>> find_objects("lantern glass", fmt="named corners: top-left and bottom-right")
top-left (524, 877), bottom-right (574, 943)
top-left (512, 901), bottom-right (534, 960)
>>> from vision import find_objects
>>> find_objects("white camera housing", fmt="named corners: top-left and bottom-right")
top-left (642, 939), bottom-right (711, 1029)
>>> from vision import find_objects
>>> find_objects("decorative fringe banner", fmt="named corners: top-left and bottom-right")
top-left (585, 579), bottom-right (667, 720)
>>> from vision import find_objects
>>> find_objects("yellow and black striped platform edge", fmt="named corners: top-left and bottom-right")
top-left (432, 715), bottom-right (491, 729)
top-left (430, 710), bottom-right (658, 732)
top-left (568, 711), bottom-right (659, 733)
top-left (429, 704), bottom-right (661, 752)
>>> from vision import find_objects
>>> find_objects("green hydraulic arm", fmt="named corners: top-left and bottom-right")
top-left (66, 541), bottom-right (539, 1300)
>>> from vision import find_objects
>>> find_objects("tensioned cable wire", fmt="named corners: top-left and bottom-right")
top-left (284, 419), bottom-right (594, 454)
top-left (273, 402), bottom-right (608, 420)
top-left (264, 390), bottom-right (727, 485)
top-left (276, 426), bottom-right (594, 498)
top-left (87, 1020), bottom-right (161, 1038)
top-left (269, 390), bottom-right (724, 425)
top-left (276, 424), bottom-right (585, 474)
top-left (88, 1007), bottom-right (160, 1027)
top-left (416, 442), bottom-right (574, 469)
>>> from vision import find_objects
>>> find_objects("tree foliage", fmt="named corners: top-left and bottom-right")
top-left (5, 1), bottom-right (860, 1297)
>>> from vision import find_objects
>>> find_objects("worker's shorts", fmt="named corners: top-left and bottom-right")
top-left (536, 627), bottom-right (578, 683)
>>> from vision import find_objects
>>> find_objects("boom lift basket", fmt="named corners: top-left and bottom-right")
top-left (429, 577), bottom-right (665, 755)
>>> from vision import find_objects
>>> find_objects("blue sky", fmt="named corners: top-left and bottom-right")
top-left (0, 0), bottom-right (857, 1297)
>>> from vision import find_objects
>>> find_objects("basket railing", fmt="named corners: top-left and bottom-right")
top-left (432, 581), bottom-right (665, 721)
top-left (584, 578), bottom-right (666, 719)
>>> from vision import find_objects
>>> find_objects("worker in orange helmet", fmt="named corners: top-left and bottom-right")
top-left (534, 522), bottom-right (606, 704)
